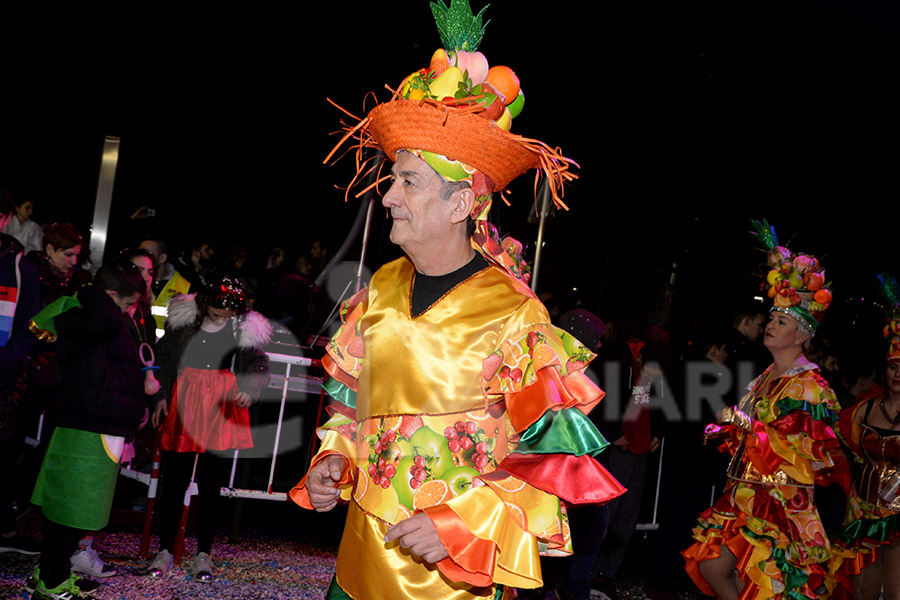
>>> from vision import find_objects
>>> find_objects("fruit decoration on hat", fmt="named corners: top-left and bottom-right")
top-left (877, 272), bottom-right (900, 362)
top-left (323, 0), bottom-right (577, 283)
top-left (750, 218), bottom-right (831, 336)
top-left (400, 1), bottom-right (523, 132)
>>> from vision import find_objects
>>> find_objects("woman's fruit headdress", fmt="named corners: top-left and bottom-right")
top-left (877, 272), bottom-right (900, 362)
top-left (751, 218), bottom-right (832, 337)
top-left (324, 0), bottom-right (577, 282)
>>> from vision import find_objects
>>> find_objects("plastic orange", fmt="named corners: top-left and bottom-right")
top-left (484, 66), bottom-right (520, 105)
top-left (814, 289), bottom-right (832, 304)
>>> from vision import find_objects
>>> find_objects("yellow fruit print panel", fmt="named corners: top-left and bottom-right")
top-left (486, 474), bottom-right (570, 552)
top-left (482, 324), bottom-right (594, 395)
top-left (354, 410), bottom-right (510, 524)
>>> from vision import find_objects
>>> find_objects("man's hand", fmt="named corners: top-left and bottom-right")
top-left (151, 400), bottom-right (168, 429)
top-left (384, 512), bottom-right (449, 564)
top-left (307, 456), bottom-right (346, 512)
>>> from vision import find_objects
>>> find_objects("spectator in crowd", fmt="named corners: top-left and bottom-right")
top-left (146, 276), bottom-right (270, 582)
top-left (2, 197), bottom-right (43, 256)
top-left (27, 223), bottom-right (90, 308)
top-left (724, 302), bottom-right (769, 394)
top-left (0, 231), bottom-right (41, 555)
top-left (28, 257), bottom-right (148, 600)
top-left (139, 238), bottom-right (191, 334)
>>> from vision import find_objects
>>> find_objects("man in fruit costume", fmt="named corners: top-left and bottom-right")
top-left (682, 221), bottom-right (851, 600)
top-left (289, 2), bottom-right (624, 599)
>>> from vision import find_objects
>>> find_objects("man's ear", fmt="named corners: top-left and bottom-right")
top-left (449, 186), bottom-right (476, 225)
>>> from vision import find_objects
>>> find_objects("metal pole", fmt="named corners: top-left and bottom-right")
top-left (88, 137), bottom-right (120, 275)
top-left (140, 447), bottom-right (161, 558)
top-left (267, 362), bottom-right (292, 493)
top-left (530, 178), bottom-right (552, 293)
top-left (357, 197), bottom-right (375, 293)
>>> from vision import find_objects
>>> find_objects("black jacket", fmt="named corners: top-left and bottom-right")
top-left (53, 285), bottom-right (146, 439)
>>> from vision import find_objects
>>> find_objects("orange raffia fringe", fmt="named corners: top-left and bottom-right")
top-left (323, 86), bottom-right (579, 209)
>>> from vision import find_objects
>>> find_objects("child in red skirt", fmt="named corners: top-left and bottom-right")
top-left (147, 276), bottom-right (271, 581)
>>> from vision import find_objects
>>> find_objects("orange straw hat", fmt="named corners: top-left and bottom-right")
top-left (335, 94), bottom-right (578, 207)
top-left (323, 0), bottom-right (577, 280)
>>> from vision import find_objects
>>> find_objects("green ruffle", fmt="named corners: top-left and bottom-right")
top-left (514, 407), bottom-right (608, 457)
top-left (322, 378), bottom-right (356, 411)
top-left (775, 398), bottom-right (838, 424)
top-left (831, 512), bottom-right (900, 545)
top-left (742, 528), bottom-right (810, 597)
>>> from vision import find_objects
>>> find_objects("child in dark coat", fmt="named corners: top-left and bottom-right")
top-left (29, 257), bottom-right (148, 600)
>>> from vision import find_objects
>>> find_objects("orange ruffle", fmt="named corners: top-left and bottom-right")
top-left (504, 367), bottom-right (599, 434)
top-left (322, 353), bottom-right (358, 393)
top-left (425, 503), bottom-right (497, 588)
top-left (288, 451), bottom-right (353, 510)
top-left (682, 508), bottom-right (749, 597)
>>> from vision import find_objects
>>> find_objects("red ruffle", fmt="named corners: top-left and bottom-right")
top-left (488, 453), bottom-right (626, 505)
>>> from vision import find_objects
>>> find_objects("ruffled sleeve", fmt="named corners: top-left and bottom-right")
top-left (424, 312), bottom-right (625, 588)
top-left (321, 287), bottom-right (368, 391)
top-left (484, 322), bottom-right (626, 506)
top-left (289, 288), bottom-right (368, 509)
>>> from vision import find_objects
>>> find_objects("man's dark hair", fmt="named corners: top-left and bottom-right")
top-left (731, 301), bottom-right (766, 328)
top-left (142, 236), bottom-right (168, 258)
top-left (94, 256), bottom-right (147, 298)
top-left (695, 326), bottom-right (729, 357)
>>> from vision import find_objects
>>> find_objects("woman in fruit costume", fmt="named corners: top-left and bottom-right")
top-left (145, 275), bottom-right (271, 582)
top-left (290, 2), bottom-right (625, 599)
top-left (829, 274), bottom-right (900, 600)
top-left (682, 222), bottom-right (851, 600)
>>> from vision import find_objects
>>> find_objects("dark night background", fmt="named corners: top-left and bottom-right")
top-left (2, 1), bottom-right (897, 352)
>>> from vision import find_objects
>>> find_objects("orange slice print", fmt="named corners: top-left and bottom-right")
top-left (353, 467), bottom-right (368, 502)
top-left (413, 479), bottom-right (451, 511)
top-left (491, 476), bottom-right (526, 495)
top-left (504, 502), bottom-right (526, 530)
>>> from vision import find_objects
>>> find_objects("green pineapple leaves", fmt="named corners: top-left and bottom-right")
top-left (430, 0), bottom-right (490, 52)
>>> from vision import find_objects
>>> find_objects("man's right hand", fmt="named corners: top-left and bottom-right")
top-left (307, 456), bottom-right (346, 512)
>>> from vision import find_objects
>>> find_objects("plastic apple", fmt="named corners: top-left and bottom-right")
top-left (507, 89), bottom-right (525, 118)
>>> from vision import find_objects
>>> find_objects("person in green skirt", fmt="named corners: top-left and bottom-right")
top-left (28, 256), bottom-right (149, 600)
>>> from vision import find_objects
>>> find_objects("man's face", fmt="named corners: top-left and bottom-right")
top-left (743, 314), bottom-right (765, 341)
top-left (139, 240), bottom-right (162, 269)
top-left (382, 152), bottom-right (454, 256)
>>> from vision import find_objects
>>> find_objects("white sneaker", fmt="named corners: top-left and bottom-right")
top-left (145, 549), bottom-right (174, 578)
top-left (191, 552), bottom-right (214, 583)
top-left (71, 546), bottom-right (117, 578)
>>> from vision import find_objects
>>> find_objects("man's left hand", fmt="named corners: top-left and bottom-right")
top-left (384, 513), bottom-right (449, 563)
